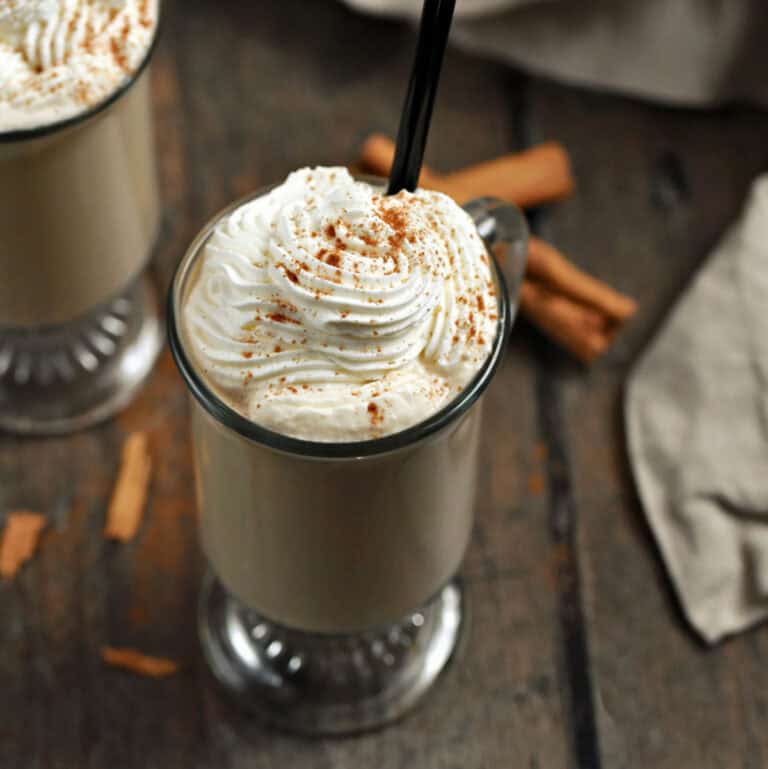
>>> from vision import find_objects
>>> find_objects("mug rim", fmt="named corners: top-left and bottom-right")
top-left (0, 5), bottom-right (162, 144)
top-left (168, 179), bottom-right (515, 460)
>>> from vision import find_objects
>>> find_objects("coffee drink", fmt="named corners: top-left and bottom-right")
top-left (170, 168), bottom-right (524, 733)
top-left (0, 0), bottom-right (162, 433)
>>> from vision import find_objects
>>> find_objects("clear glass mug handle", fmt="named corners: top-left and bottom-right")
top-left (464, 197), bottom-right (529, 319)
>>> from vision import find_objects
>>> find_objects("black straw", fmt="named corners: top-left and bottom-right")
top-left (387, 0), bottom-right (456, 195)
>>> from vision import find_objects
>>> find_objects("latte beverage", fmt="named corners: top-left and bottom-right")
top-left (0, 0), bottom-right (163, 433)
top-left (170, 168), bottom-right (523, 733)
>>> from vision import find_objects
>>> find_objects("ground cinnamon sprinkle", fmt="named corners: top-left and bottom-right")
top-left (110, 38), bottom-right (128, 72)
top-left (83, 19), bottom-right (95, 54)
top-left (241, 351), bottom-right (253, 359)
top-left (75, 80), bottom-right (89, 104)
top-left (387, 232), bottom-right (404, 251)
top-left (325, 224), bottom-right (336, 239)
top-left (379, 203), bottom-right (410, 253)
top-left (266, 313), bottom-right (299, 324)
top-left (109, 18), bottom-right (132, 72)
top-left (367, 401), bottom-right (384, 426)
top-left (325, 252), bottom-right (341, 267)
top-left (67, 12), bottom-right (78, 40)
top-left (274, 345), bottom-right (282, 353)
top-left (139, 0), bottom-right (152, 28)
top-left (276, 299), bottom-right (298, 313)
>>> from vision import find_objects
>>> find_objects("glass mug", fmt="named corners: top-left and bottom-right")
top-left (0, 23), bottom-right (163, 434)
top-left (169, 185), bottom-right (527, 734)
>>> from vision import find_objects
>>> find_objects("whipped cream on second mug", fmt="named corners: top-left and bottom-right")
top-left (0, 0), bottom-right (158, 131)
top-left (184, 167), bottom-right (499, 442)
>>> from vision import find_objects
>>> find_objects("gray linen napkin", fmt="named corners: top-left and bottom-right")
top-left (626, 176), bottom-right (768, 643)
top-left (342, 0), bottom-right (768, 107)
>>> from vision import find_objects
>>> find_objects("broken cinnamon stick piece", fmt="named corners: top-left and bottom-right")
top-left (527, 237), bottom-right (637, 322)
top-left (359, 133), bottom-right (574, 207)
top-left (0, 512), bottom-right (47, 579)
top-left (104, 432), bottom-right (151, 542)
top-left (101, 646), bottom-right (179, 678)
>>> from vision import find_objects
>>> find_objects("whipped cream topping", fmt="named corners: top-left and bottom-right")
top-left (183, 168), bottom-right (499, 442)
top-left (0, 0), bottom-right (158, 132)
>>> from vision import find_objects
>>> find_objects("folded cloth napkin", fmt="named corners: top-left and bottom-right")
top-left (626, 176), bottom-right (768, 644)
top-left (342, 0), bottom-right (768, 108)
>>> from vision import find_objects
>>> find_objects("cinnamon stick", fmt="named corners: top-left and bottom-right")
top-left (0, 512), bottom-right (47, 579)
top-left (520, 281), bottom-right (616, 363)
top-left (101, 646), bottom-right (179, 678)
top-left (359, 133), bottom-right (574, 207)
top-left (527, 237), bottom-right (637, 322)
top-left (104, 432), bottom-right (152, 542)
top-left (521, 239), bottom-right (636, 361)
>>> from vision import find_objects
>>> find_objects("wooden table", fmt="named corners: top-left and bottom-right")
top-left (3, 2), bottom-right (768, 766)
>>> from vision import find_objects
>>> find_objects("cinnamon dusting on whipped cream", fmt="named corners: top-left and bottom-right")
top-left (183, 167), bottom-right (499, 442)
top-left (0, 0), bottom-right (159, 132)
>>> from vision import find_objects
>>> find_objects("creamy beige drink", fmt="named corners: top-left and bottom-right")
top-left (191, 394), bottom-right (483, 632)
top-left (0, 0), bottom-right (160, 327)
top-left (171, 168), bottom-right (519, 732)
top-left (176, 167), bottom-right (503, 631)
top-left (0, 0), bottom-right (163, 434)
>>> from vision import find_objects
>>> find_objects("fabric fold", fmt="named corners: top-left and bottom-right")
top-left (627, 176), bottom-right (768, 643)
top-left (341, 0), bottom-right (768, 107)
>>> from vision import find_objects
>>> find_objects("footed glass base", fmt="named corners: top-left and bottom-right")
top-left (0, 274), bottom-right (162, 435)
top-left (199, 572), bottom-right (465, 735)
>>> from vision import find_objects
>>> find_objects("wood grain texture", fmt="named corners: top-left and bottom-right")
top-left (2, 0), bottom-right (768, 767)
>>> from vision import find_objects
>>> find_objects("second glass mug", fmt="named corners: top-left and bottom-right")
top-left (0, 27), bottom-right (162, 434)
top-left (169, 185), bottom-right (527, 735)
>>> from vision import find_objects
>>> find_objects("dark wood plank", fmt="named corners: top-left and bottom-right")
top-left (512, 83), bottom-right (604, 769)
top-left (533, 342), bottom-right (602, 769)
top-left (526, 78), bottom-right (768, 768)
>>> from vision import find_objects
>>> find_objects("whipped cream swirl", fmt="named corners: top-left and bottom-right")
top-left (183, 167), bottom-right (499, 441)
top-left (0, 0), bottom-right (158, 132)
